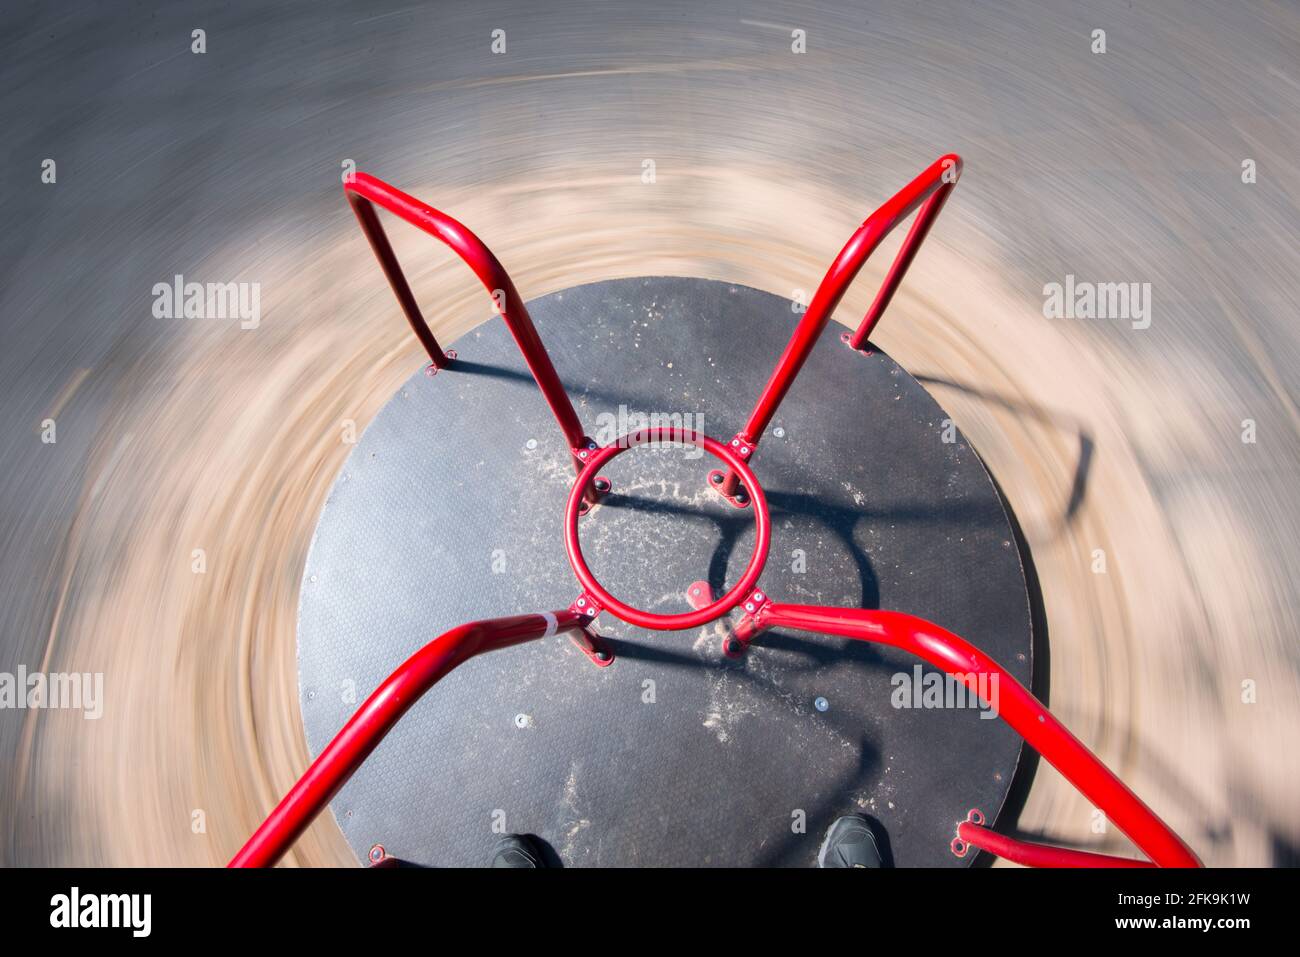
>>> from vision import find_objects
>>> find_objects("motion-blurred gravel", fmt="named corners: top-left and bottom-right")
top-left (1, 0), bottom-right (1297, 866)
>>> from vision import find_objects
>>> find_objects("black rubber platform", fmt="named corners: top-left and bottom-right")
top-left (298, 277), bottom-right (1033, 867)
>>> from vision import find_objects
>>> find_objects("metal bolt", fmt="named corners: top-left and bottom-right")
top-left (594, 478), bottom-right (610, 492)
top-left (368, 844), bottom-right (385, 864)
top-left (577, 597), bottom-right (586, 607)
top-left (731, 438), bottom-right (739, 446)
top-left (814, 696), bottom-right (829, 712)
top-left (773, 427), bottom-right (785, 438)
top-left (579, 450), bottom-right (588, 458)
top-left (754, 591), bottom-right (764, 601)
top-left (744, 602), bottom-right (755, 612)
top-left (525, 438), bottom-right (538, 450)
top-left (514, 713), bottom-right (529, 728)
top-left (710, 472), bottom-right (722, 484)
top-left (692, 587), bottom-right (701, 596)
top-left (740, 447), bottom-right (749, 455)
top-left (595, 650), bottom-right (611, 662)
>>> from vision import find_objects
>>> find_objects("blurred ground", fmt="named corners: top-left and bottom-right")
top-left (0, 0), bottom-right (1297, 866)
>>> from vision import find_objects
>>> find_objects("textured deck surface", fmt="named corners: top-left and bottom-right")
top-left (298, 277), bottom-right (1033, 867)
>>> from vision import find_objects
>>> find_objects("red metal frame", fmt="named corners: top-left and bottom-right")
top-left (231, 159), bottom-right (1200, 868)
top-left (720, 154), bottom-right (960, 495)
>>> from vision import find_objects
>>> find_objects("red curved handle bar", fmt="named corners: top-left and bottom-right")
top-left (719, 154), bottom-right (960, 496)
top-left (734, 602), bottom-right (1200, 867)
top-left (742, 153), bottom-right (959, 444)
top-left (344, 172), bottom-right (589, 456)
top-left (229, 609), bottom-right (589, 868)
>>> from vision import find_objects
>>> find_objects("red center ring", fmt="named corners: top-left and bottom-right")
top-left (564, 427), bottom-right (771, 631)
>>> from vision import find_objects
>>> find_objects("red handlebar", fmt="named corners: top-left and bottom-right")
top-left (734, 601), bottom-right (1201, 868)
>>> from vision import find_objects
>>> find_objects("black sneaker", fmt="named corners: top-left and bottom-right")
top-left (490, 834), bottom-right (547, 868)
top-left (817, 814), bottom-right (888, 868)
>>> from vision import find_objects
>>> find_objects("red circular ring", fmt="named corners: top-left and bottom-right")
top-left (564, 428), bottom-right (770, 631)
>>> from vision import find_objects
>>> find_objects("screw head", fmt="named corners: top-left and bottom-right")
top-left (744, 602), bottom-right (755, 612)
top-left (814, 696), bottom-right (829, 712)
top-left (710, 472), bottom-right (722, 483)
top-left (368, 844), bottom-right (386, 864)
top-left (577, 597), bottom-right (586, 607)
top-left (594, 478), bottom-right (610, 492)
top-left (579, 450), bottom-right (588, 459)
top-left (514, 713), bottom-right (528, 728)
top-left (754, 591), bottom-right (764, 601)
top-left (773, 427), bottom-right (785, 438)
top-left (595, 649), bottom-right (611, 662)
top-left (525, 438), bottom-right (538, 450)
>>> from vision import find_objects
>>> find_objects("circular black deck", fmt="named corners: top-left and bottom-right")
top-left (298, 277), bottom-right (1033, 867)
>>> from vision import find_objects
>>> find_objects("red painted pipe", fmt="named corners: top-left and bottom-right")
top-left (848, 182), bottom-right (956, 349)
top-left (564, 428), bottom-right (772, 631)
top-left (738, 602), bottom-right (1200, 868)
top-left (721, 155), bottom-right (960, 495)
top-left (346, 190), bottom-right (454, 369)
top-left (345, 173), bottom-right (588, 456)
top-left (958, 822), bottom-right (1155, 868)
top-left (229, 609), bottom-right (587, 868)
